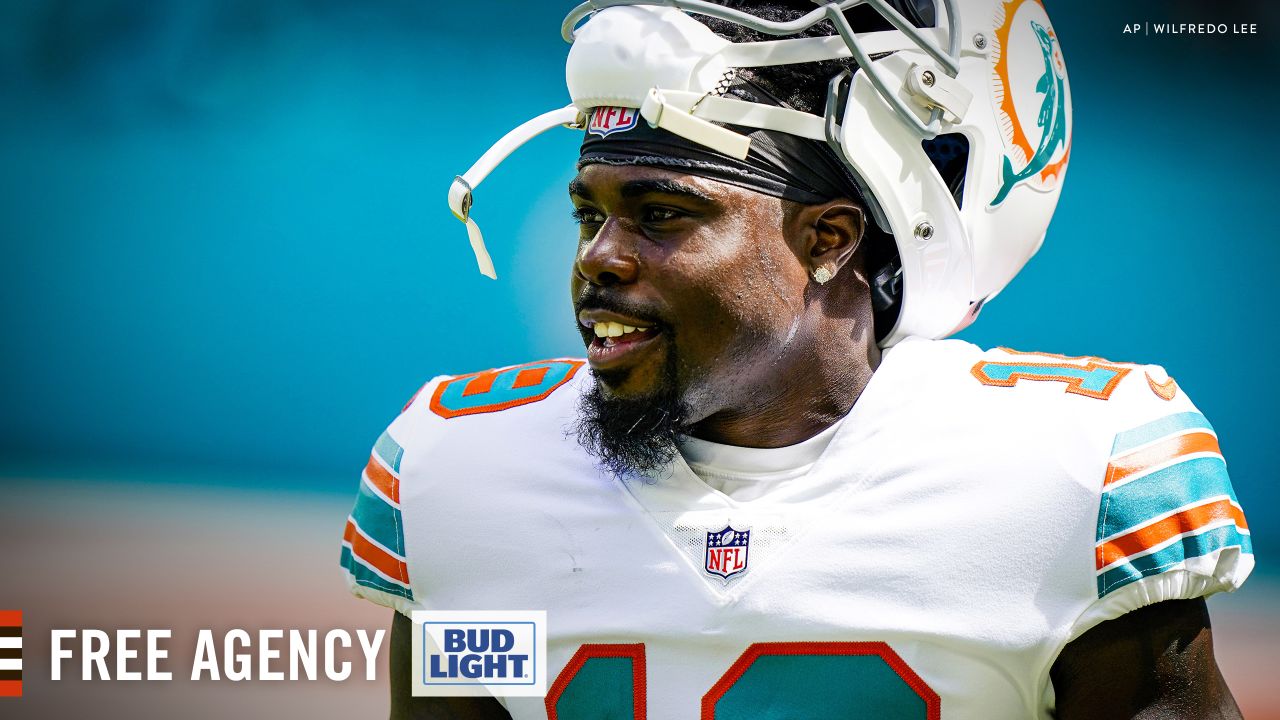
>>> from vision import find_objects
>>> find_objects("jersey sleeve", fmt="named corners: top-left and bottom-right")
top-left (339, 376), bottom-right (449, 617)
top-left (1067, 364), bottom-right (1255, 639)
top-left (338, 359), bottom-right (587, 618)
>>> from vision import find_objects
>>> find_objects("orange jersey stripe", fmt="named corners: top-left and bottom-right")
top-left (1096, 498), bottom-right (1248, 570)
top-left (365, 455), bottom-right (400, 505)
top-left (344, 519), bottom-right (409, 585)
top-left (1104, 431), bottom-right (1221, 487)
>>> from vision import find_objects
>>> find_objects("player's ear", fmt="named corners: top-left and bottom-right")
top-left (788, 199), bottom-right (866, 282)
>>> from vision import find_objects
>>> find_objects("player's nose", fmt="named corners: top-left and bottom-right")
top-left (574, 217), bottom-right (639, 287)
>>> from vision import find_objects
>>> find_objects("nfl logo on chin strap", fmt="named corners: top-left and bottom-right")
top-left (705, 526), bottom-right (750, 582)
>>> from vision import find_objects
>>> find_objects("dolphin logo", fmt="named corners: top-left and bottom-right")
top-left (991, 21), bottom-right (1068, 206)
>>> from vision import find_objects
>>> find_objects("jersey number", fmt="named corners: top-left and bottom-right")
top-left (545, 642), bottom-right (940, 720)
top-left (429, 359), bottom-right (584, 418)
top-left (971, 348), bottom-right (1130, 400)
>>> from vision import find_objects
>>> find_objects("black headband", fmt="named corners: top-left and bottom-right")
top-left (578, 86), bottom-right (864, 206)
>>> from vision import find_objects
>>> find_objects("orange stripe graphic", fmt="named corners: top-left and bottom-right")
top-left (0, 611), bottom-right (19, 627)
top-left (1104, 431), bottom-right (1221, 487)
top-left (1096, 498), bottom-right (1248, 570)
top-left (364, 455), bottom-right (400, 504)
top-left (343, 520), bottom-right (409, 585)
top-left (0, 680), bottom-right (20, 697)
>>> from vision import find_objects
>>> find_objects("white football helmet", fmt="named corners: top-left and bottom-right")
top-left (448, 0), bottom-right (1072, 347)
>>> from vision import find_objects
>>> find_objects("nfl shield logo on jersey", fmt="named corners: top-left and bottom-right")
top-left (705, 526), bottom-right (750, 581)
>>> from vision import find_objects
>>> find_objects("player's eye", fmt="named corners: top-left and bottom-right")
top-left (642, 206), bottom-right (685, 224)
top-left (570, 207), bottom-right (605, 226)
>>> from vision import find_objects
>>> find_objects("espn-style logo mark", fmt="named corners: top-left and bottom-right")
top-left (587, 106), bottom-right (639, 137)
top-left (0, 611), bottom-right (20, 698)
top-left (410, 611), bottom-right (546, 698)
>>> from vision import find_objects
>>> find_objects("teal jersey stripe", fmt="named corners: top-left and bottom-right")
top-left (1097, 523), bottom-right (1253, 597)
top-left (374, 431), bottom-right (405, 473)
top-left (1098, 457), bottom-right (1235, 540)
top-left (341, 545), bottom-right (413, 600)
top-left (1112, 411), bottom-right (1214, 455)
top-left (352, 481), bottom-right (407, 556)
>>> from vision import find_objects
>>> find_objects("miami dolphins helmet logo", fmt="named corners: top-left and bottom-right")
top-left (990, 0), bottom-right (1071, 207)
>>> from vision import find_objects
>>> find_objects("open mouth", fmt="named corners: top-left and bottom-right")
top-left (582, 320), bottom-right (663, 368)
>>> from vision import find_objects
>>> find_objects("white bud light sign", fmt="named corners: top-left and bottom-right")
top-left (410, 611), bottom-right (547, 697)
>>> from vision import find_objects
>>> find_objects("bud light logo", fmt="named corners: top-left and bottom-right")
top-left (587, 106), bottom-right (639, 137)
top-left (410, 611), bottom-right (546, 697)
top-left (432, 628), bottom-right (524, 679)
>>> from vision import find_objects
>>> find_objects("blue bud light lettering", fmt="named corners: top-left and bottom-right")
top-left (429, 628), bottom-right (527, 680)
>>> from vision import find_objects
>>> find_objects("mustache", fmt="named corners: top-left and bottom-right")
top-left (573, 287), bottom-right (670, 331)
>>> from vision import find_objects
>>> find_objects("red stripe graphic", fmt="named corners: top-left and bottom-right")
top-left (1096, 498), bottom-right (1248, 570)
top-left (343, 520), bottom-right (409, 585)
top-left (0, 680), bottom-right (20, 698)
top-left (0, 611), bottom-right (20, 627)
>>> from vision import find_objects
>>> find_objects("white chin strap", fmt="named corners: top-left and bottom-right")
top-left (447, 105), bottom-right (581, 279)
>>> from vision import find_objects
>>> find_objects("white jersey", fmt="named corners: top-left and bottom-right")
top-left (340, 337), bottom-right (1253, 719)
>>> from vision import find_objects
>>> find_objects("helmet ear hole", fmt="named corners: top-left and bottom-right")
top-left (866, 226), bottom-right (903, 342)
top-left (921, 133), bottom-right (970, 209)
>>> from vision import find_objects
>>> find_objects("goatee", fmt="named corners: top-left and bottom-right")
top-left (573, 357), bottom-right (691, 479)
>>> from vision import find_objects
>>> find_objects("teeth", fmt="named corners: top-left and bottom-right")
top-left (590, 321), bottom-right (652, 340)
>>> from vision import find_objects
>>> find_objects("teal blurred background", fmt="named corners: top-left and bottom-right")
top-left (0, 1), bottom-right (1277, 715)
top-left (3, 0), bottom-right (1276, 514)
top-left (0, 1), bottom-right (587, 487)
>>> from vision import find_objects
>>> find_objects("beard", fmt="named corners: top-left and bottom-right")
top-left (573, 349), bottom-right (692, 479)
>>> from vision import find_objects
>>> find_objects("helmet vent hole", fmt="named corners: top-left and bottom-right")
top-left (921, 133), bottom-right (970, 209)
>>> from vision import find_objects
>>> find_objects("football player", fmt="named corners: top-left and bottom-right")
top-left (341, 1), bottom-right (1254, 717)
